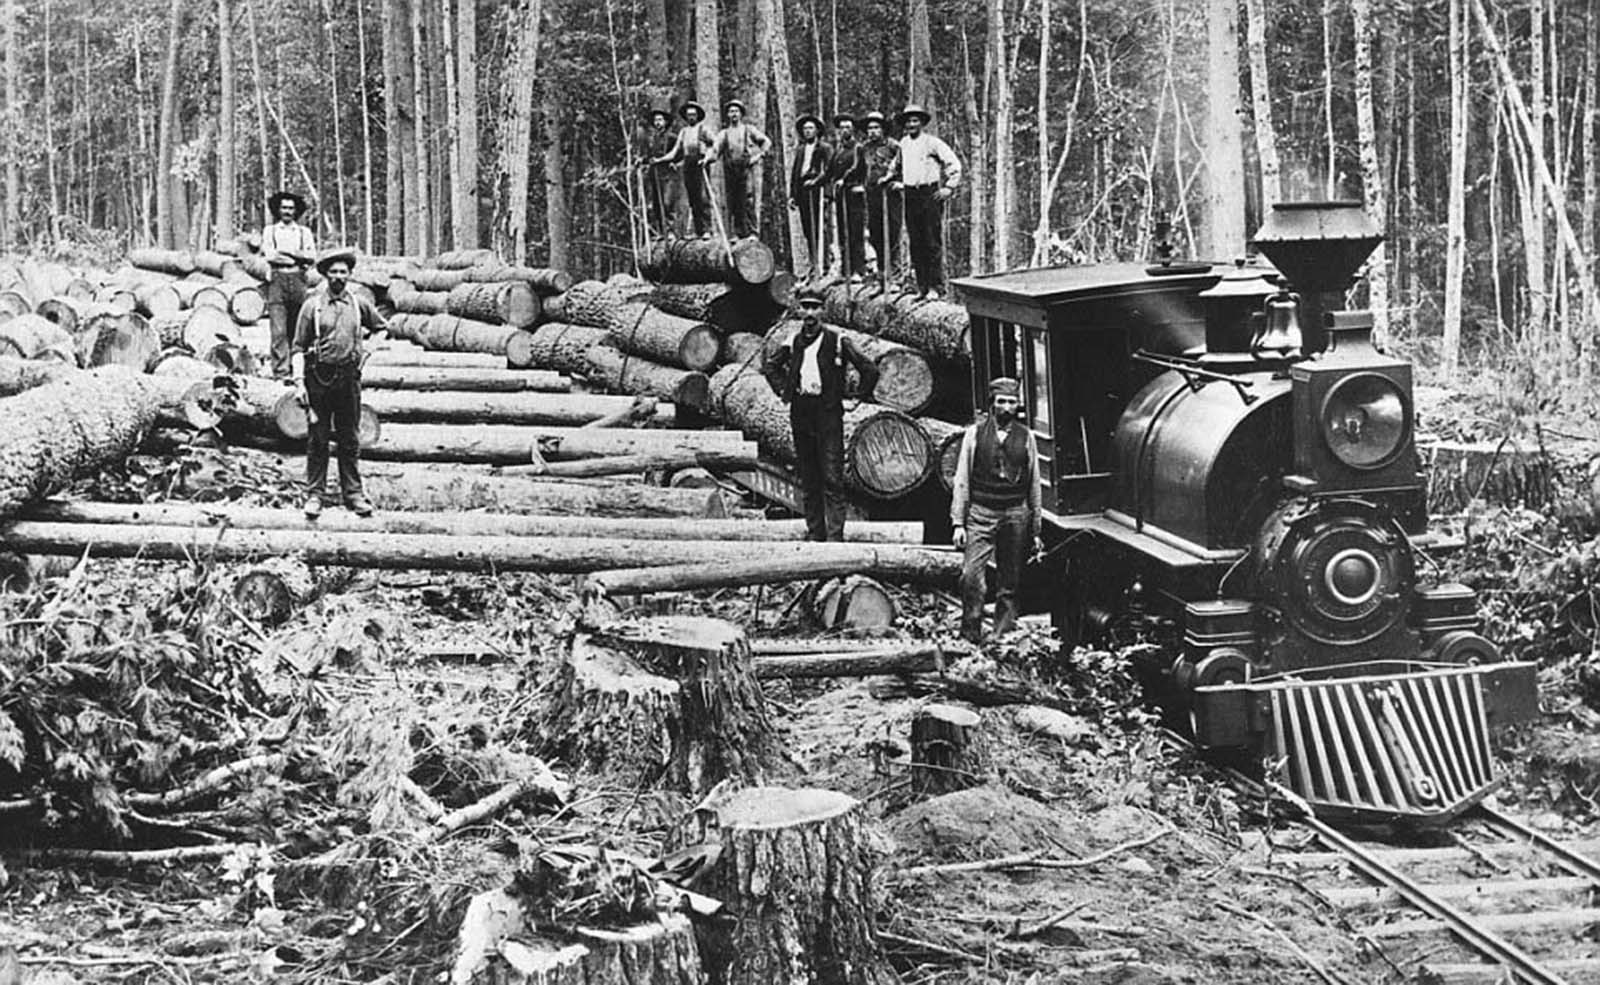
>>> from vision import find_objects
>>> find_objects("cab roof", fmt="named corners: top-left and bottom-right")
top-left (951, 261), bottom-right (1225, 310)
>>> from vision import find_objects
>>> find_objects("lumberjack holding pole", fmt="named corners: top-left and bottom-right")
top-left (708, 99), bottom-right (772, 240)
top-left (950, 377), bottom-right (1042, 644)
top-left (860, 111), bottom-right (903, 288)
top-left (891, 105), bottom-right (962, 301)
top-left (790, 114), bottom-right (831, 279)
top-left (765, 288), bottom-right (879, 542)
top-left (262, 191), bottom-right (316, 380)
top-left (636, 108), bottom-right (683, 238)
top-left (294, 247), bottom-right (387, 520)
top-left (653, 102), bottom-right (715, 238)
top-left (825, 112), bottom-right (868, 283)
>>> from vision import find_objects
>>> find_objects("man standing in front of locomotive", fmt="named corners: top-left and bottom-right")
top-left (950, 377), bottom-right (1042, 644)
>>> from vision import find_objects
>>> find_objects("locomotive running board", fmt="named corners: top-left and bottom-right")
top-left (1195, 662), bottom-right (1538, 824)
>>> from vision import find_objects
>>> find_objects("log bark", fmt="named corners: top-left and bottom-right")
top-left (367, 423), bottom-right (754, 464)
top-left (464, 263), bottom-right (572, 294)
top-left (388, 312), bottom-right (537, 366)
top-left (389, 283), bottom-right (451, 314)
top-left (363, 346), bottom-right (512, 370)
top-left (604, 302), bottom-right (720, 371)
top-left (814, 575), bottom-right (899, 630)
top-left (0, 289), bottom-right (33, 317)
top-left (221, 376), bottom-right (310, 440)
top-left (24, 499), bottom-right (921, 543)
top-left (155, 305), bottom-right (241, 354)
top-left (360, 389), bottom-right (677, 426)
top-left (134, 281), bottom-right (184, 319)
top-left (544, 280), bottom-right (652, 328)
top-left (638, 238), bottom-right (776, 286)
top-left (909, 703), bottom-right (987, 794)
top-left (751, 644), bottom-right (943, 679)
top-left (585, 545), bottom-right (961, 596)
top-left (917, 417), bottom-right (966, 491)
top-left (406, 267), bottom-right (472, 291)
top-left (430, 247), bottom-right (499, 269)
top-left (0, 314), bottom-right (76, 363)
top-left (527, 323), bottom-right (710, 408)
top-left (649, 282), bottom-right (783, 335)
top-left (767, 318), bottom-right (935, 414)
top-left (80, 307), bottom-right (158, 370)
top-left (446, 280), bottom-right (541, 328)
top-left (34, 295), bottom-right (88, 336)
top-left (231, 556), bottom-right (319, 626)
top-left (821, 282), bottom-right (970, 364)
top-left (514, 449), bottom-right (761, 479)
top-left (720, 332), bottom-right (765, 369)
top-left (697, 786), bottom-right (894, 985)
top-left (128, 247), bottom-right (197, 276)
top-left (357, 464), bottom-right (731, 518)
top-left (0, 355), bottom-right (70, 396)
top-left (542, 617), bottom-right (774, 794)
top-left (360, 363), bottom-right (570, 392)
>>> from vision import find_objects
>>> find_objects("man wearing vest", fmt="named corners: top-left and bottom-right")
top-left (262, 190), bottom-right (316, 380)
top-left (825, 112), bottom-right (868, 282)
top-left (950, 377), bottom-right (1043, 643)
top-left (293, 247), bottom-right (387, 520)
top-left (636, 108), bottom-right (683, 238)
top-left (653, 102), bottom-right (715, 237)
top-left (765, 288), bottom-right (880, 542)
top-left (790, 114), bottom-right (831, 277)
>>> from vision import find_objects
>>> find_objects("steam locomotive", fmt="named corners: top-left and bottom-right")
top-left (952, 201), bottom-right (1538, 824)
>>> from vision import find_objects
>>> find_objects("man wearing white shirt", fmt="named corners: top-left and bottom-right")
top-left (891, 104), bottom-right (962, 300)
top-left (261, 191), bottom-right (316, 380)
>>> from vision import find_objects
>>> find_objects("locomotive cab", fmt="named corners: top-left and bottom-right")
top-left (952, 202), bottom-right (1538, 824)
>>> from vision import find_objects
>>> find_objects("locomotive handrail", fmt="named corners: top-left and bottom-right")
top-left (1131, 349), bottom-right (1258, 405)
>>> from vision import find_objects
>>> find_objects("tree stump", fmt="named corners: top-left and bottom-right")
top-left (540, 616), bottom-right (773, 795)
top-left (814, 576), bottom-right (898, 631)
top-left (231, 557), bottom-right (320, 626)
top-left (909, 704), bottom-right (987, 794)
top-left (698, 787), bottom-right (896, 985)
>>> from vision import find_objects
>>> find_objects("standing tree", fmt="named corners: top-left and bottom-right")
top-left (155, 0), bottom-right (184, 248)
top-left (455, 0), bottom-right (478, 248)
top-left (1441, 0), bottom-right (1467, 378)
top-left (496, 0), bottom-right (542, 262)
top-left (381, 0), bottom-right (405, 253)
top-left (1350, 0), bottom-right (1387, 342)
top-left (542, 0), bottom-right (567, 268)
top-left (1243, 0), bottom-right (1279, 210)
top-left (216, 0), bottom-right (235, 242)
top-left (2, 0), bottom-right (19, 245)
top-left (1204, 0), bottom-right (1245, 258)
top-left (767, 0), bottom-right (804, 271)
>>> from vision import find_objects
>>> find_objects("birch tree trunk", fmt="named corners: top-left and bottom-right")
top-left (355, 0), bottom-right (375, 251)
top-left (1582, 0), bottom-right (1597, 379)
top-left (1032, 0), bottom-right (1050, 266)
top-left (1350, 0), bottom-right (1388, 343)
top-left (381, 0), bottom-right (405, 254)
top-left (440, 0), bottom-right (460, 248)
top-left (962, 20), bottom-right (985, 273)
top-left (1442, 0), bottom-right (1467, 377)
top-left (247, 0), bottom-right (273, 206)
top-left (155, 0), bottom-right (184, 249)
top-left (542, 0), bottom-right (569, 269)
top-left (1204, 0), bottom-right (1246, 259)
top-left (410, 0), bottom-right (433, 256)
top-left (768, 0), bottom-right (805, 271)
top-left (214, 0), bottom-right (235, 242)
top-left (1243, 0), bottom-right (1279, 210)
top-left (1322, 0), bottom-right (1336, 197)
top-left (1527, 0), bottom-right (1548, 349)
top-left (497, 0), bottom-right (542, 263)
top-left (2, 0), bottom-right (17, 246)
top-left (456, 0), bottom-right (478, 248)
top-left (988, 0), bottom-right (1010, 270)
top-left (323, 0), bottom-right (349, 243)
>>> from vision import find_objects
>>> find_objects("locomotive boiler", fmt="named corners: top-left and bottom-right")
top-left (951, 201), bottom-right (1538, 824)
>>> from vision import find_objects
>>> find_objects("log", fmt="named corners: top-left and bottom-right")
top-left (527, 322), bottom-right (609, 372)
top-left (814, 575), bottom-right (899, 631)
top-left (822, 282), bottom-right (971, 364)
top-left (0, 289), bottom-right (32, 317)
top-left (156, 305), bottom-right (240, 354)
top-left (34, 295), bottom-right (89, 336)
top-left (350, 256), bottom-right (419, 289)
top-left (357, 464), bottom-right (732, 518)
top-left (147, 355), bottom-right (227, 428)
top-left (128, 247), bottom-right (197, 277)
top-left (751, 644), bottom-right (944, 679)
top-left (648, 282), bottom-right (783, 336)
top-left (389, 312), bottom-right (537, 366)
top-left (430, 248), bottom-right (499, 269)
top-left (767, 317), bottom-right (935, 414)
top-left (24, 499), bottom-right (923, 543)
top-left (0, 355), bottom-right (70, 396)
top-left (191, 250), bottom-right (243, 280)
top-left (446, 281), bottom-right (541, 328)
top-left (360, 390), bottom-right (677, 427)
top-left (389, 283), bottom-right (451, 315)
top-left (545, 280), bottom-right (651, 327)
top-left (134, 281), bottom-right (184, 319)
top-left (603, 302), bottom-right (720, 371)
top-left (543, 617), bottom-right (773, 794)
top-left (585, 343), bottom-right (710, 410)
top-left (191, 280), bottom-right (266, 325)
top-left (360, 364), bottom-right (571, 392)
top-left (223, 376), bottom-right (309, 440)
top-left (231, 556), bottom-right (319, 626)
top-left (363, 347), bottom-right (511, 370)
top-left (516, 449), bottom-right (760, 479)
top-left (93, 284), bottom-right (139, 312)
top-left (696, 787), bottom-right (894, 985)
top-left (585, 545), bottom-right (961, 596)
top-left (917, 417), bottom-right (967, 492)
top-left (405, 267), bottom-right (472, 291)
top-left (464, 264), bottom-right (573, 294)
top-left (367, 423), bottom-right (753, 464)
top-left (0, 314), bottom-right (77, 364)
top-left (909, 703), bottom-right (987, 794)
top-left (720, 332), bottom-right (766, 369)
top-left (638, 237), bottom-right (775, 286)
top-left (81, 309), bottom-right (160, 371)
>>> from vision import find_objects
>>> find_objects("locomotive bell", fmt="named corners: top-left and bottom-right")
top-left (1251, 201), bottom-right (1382, 354)
top-left (1253, 290), bottom-right (1304, 360)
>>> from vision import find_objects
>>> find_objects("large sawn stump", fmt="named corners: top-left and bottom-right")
top-left (540, 616), bottom-right (774, 796)
top-left (697, 787), bottom-right (896, 985)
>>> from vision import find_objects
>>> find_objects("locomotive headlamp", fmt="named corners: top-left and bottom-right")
top-left (1320, 373), bottom-right (1409, 469)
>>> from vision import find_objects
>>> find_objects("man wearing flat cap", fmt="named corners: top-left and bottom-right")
top-left (790, 114), bottom-right (832, 276)
top-left (293, 247), bottom-right (386, 519)
top-left (765, 288), bottom-right (879, 542)
top-left (652, 102), bottom-right (715, 236)
top-left (708, 99), bottom-right (771, 238)
top-left (262, 191), bottom-right (316, 380)
top-left (859, 111), bottom-right (903, 284)
top-left (891, 105), bottom-right (962, 300)
top-left (636, 108), bottom-right (683, 237)
top-left (824, 112), bottom-right (868, 282)
top-left (950, 377), bottom-right (1042, 643)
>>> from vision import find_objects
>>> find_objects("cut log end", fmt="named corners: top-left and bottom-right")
top-left (847, 409), bottom-right (933, 499)
top-left (814, 576), bottom-right (898, 631)
top-left (910, 703), bottom-right (987, 795)
top-left (730, 239), bottom-right (776, 285)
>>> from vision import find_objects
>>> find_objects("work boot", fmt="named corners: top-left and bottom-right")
top-left (959, 621), bottom-right (983, 645)
top-left (303, 496), bottom-right (323, 520)
top-left (345, 495), bottom-right (374, 518)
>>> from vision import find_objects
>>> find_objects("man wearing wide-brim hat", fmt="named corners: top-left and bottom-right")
top-left (824, 111), bottom-right (868, 281)
top-left (949, 376), bottom-right (1042, 643)
top-left (262, 190), bottom-right (316, 380)
top-left (292, 246), bottom-right (386, 519)
top-left (652, 101), bottom-right (715, 236)
top-left (859, 111), bottom-right (903, 283)
top-left (890, 104), bottom-right (962, 300)
top-left (636, 107), bottom-right (684, 237)
top-left (789, 114), bottom-right (832, 274)
top-left (708, 98), bottom-right (771, 238)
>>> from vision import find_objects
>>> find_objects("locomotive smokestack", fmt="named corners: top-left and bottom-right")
top-left (1250, 201), bottom-right (1383, 356)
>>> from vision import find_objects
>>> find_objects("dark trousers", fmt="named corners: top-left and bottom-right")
top-left (904, 186), bottom-right (946, 293)
top-left (790, 396), bottom-right (845, 542)
top-left (833, 188), bottom-right (867, 277)
top-left (866, 186), bottom-right (903, 274)
top-left (959, 502), bottom-right (1029, 639)
top-left (683, 160), bottom-right (712, 235)
top-left (265, 269), bottom-right (308, 379)
top-left (796, 185), bottom-right (826, 269)
top-left (644, 165), bottom-right (683, 237)
top-left (304, 360), bottom-right (365, 503)
top-left (725, 163), bottom-right (758, 238)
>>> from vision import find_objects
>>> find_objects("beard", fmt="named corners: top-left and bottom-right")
top-left (993, 407), bottom-right (1016, 426)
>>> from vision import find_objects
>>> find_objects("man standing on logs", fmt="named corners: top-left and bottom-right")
top-left (294, 247), bottom-right (387, 520)
top-left (708, 100), bottom-right (771, 240)
top-left (860, 112), bottom-right (903, 286)
top-left (765, 288), bottom-right (879, 542)
top-left (950, 377), bottom-right (1042, 643)
top-left (825, 113), bottom-right (868, 283)
top-left (790, 115), bottom-right (831, 279)
top-left (653, 102), bottom-right (715, 238)
top-left (637, 108), bottom-right (683, 238)
top-left (262, 191), bottom-right (316, 380)
top-left (891, 105), bottom-right (962, 301)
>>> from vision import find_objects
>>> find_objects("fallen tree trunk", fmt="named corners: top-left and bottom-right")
top-left (446, 281), bottom-right (541, 328)
top-left (766, 318), bottom-right (935, 414)
top-left (638, 237), bottom-right (775, 286)
top-left (513, 448), bottom-right (759, 479)
top-left (465, 264), bottom-right (572, 294)
top-left (0, 314), bottom-right (77, 364)
top-left (191, 250), bottom-right (243, 280)
top-left (24, 499), bottom-right (922, 542)
top-left (128, 248), bottom-right (197, 277)
top-left (604, 302), bottom-right (720, 371)
top-left (544, 280), bottom-right (651, 327)
top-left (93, 284), bottom-right (139, 312)
top-left (388, 312), bottom-right (537, 366)
top-left (134, 281), bottom-right (184, 319)
top-left (362, 347), bottom-right (510, 371)
top-left (405, 267), bottom-right (472, 291)
top-left (430, 248), bottom-right (499, 270)
top-left (358, 464), bottom-right (732, 518)
top-left (153, 306), bottom-right (241, 354)
top-left (647, 282), bottom-right (784, 336)
top-left (451, 891), bottom-right (700, 985)
top-left (34, 296), bottom-right (89, 336)
top-left (751, 644), bottom-right (943, 679)
top-left (360, 390), bottom-right (677, 427)
top-left (585, 545), bottom-right (961, 596)
top-left (367, 423), bottom-right (753, 464)
top-left (0, 289), bottom-right (32, 317)
top-left (0, 355), bottom-right (70, 396)
top-left (511, 323), bottom-right (713, 408)
top-left (389, 283), bottom-right (451, 314)
top-left (359, 363), bottom-right (570, 392)
top-left (814, 575), bottom-right (899, 630)
top-left (822, 281), bottom-right (971, 363)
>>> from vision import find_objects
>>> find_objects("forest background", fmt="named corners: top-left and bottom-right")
top-left (0, 0), bottom-right (1594, 393)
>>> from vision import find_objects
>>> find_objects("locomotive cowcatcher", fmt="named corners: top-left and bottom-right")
top-left (950, 201), bottom-right (1538, 824)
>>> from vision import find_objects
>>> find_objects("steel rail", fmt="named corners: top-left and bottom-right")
top-left (1475, 805), bottom-right (1600, 885)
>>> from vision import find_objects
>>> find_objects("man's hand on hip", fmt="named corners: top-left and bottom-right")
top-left (952, 525), bottom-right (967, 549)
